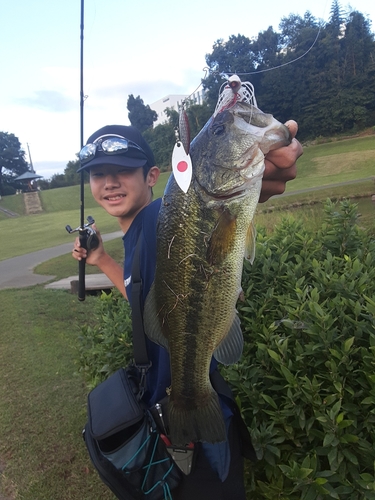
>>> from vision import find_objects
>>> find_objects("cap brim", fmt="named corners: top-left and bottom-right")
top-left (76, 154), bottom-right (148, 173)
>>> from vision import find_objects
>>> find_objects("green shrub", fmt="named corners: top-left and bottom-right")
top-left (77, 290), bottom-right (133, 390)
top-left (225, 200), bottom-right (375, 499)
top-left (77, 199), bottom-right (375, 498)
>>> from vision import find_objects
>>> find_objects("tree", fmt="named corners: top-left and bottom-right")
top-left (203, 35), bottom-right (260, 112)
top-left (0, 132), bottom-right (28, 196)
top-left (143, 119), bottom-right (175, 172)
top-left (64, 158), bottom-right (85, 186)
top-left (251, 26), bottom-right (280, 69)
top-left (279, 12), bottom-right (319, 49)
top-left (127, 95), bottom-right (158, 132)
top-left (185, 102), bottom-right (212, 140)
top-left (327, 0), bottom-right (345, 36)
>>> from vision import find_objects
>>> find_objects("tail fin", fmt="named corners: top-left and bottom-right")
top-left (168, 391), bottom-right (226, 446)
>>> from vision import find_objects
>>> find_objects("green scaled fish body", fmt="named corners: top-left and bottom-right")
top-left (144, 102), bottom-right (291, 446)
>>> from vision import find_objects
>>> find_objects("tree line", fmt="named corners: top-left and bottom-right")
top-left (1, 0), bottom-right (374, 193)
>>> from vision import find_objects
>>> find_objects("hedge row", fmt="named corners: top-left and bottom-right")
top-left (228, 200), bottom-right (375, 499)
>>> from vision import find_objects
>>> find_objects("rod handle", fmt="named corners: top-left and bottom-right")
top-left (78, 231), bottom-right (87, 301)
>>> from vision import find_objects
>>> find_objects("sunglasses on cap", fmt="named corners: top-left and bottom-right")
top-left (79, 134), bottom-right (147, 166)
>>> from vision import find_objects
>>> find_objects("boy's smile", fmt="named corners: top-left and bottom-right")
top-left (89, 164), bottom-right (160, 231)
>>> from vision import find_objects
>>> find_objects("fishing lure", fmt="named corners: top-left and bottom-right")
top-left (172, 103), bottom-right (192, 194)
top-left (214, 75), bottom-right (258, 116)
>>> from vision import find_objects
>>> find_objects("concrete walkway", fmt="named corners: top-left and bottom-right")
top-left (0, 231), bottom-right (122, 290)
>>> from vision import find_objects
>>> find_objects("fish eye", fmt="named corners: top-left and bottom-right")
top-left (212, 124), bottom-right (225, 136)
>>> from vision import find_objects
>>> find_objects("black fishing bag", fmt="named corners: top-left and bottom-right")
top-left (84, 366), bottom-right (181, 500)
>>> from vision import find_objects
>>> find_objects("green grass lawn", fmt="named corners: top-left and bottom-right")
top-left (0, 287), bottom-right (115, 499)
top-left (0, 172), bottom-right (172, 260)
top-left (285, 135), bottom-right (375, 191)
top-left (0, 207), bottom-right (120, 261)
top-left (256, 179), bottom-right (375, 234)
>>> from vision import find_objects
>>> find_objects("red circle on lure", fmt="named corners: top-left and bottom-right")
top-left (177, 161), bottom-right (188, 172)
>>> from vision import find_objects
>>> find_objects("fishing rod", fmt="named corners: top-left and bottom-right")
top-left (78, 0), bottom-right (86, 301)
top-left (66, 0), bottom-right (99, 300)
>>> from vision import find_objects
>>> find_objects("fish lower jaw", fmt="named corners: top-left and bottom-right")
top-left (198, 170), bottom-right (263, 202)
top-left (206, 182), bottom-right (260, 202)
top-left (210, 189), bottom-right (247, 201)
top-left (198, 183), bottom-right (250, 203)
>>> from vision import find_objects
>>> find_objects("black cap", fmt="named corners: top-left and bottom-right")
top-left (77, 125), bottom-right (155, 172)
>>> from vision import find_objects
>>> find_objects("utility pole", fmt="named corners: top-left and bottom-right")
top-left (26, 143), bottom-right (35, 173)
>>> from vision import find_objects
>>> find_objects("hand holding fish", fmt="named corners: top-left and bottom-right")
top-left (260, 120), bottom-right (303, 202)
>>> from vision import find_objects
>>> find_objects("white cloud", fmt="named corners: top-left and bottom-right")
top-left (33, 160), bottom-right (71, 179)
top-left (17, 90), bottom-right (77, 113)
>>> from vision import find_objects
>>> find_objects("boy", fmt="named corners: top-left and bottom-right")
top-left (73, 122), bottom-right (302, 498)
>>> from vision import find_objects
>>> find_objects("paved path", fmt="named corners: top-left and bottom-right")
top-left (0, 231), bottom-right (122, 290)
top-left (0, 205), bottom-right (18, 217)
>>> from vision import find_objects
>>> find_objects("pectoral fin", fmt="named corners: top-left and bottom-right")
top-left (245, 221), bottom-right (256, 264)
top-left (207, 209), bottom-right (237, 266)
top-left (143, 283), bottom-right (169, 351)
top-left (213, 314), bottom-right (243, 365)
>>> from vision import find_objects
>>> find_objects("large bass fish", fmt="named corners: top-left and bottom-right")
top-left (144, 100), bottom-right (291, 446)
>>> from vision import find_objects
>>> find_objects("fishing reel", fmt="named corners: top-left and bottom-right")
top-left (65, 215), bottom-right (99, 251)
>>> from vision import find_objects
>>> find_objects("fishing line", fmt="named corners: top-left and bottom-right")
top-left (224, 23), bottom-right (323, 77)
top-left (186, 0), bottom-right (330, 94)
top-left (221, 0), bottom-right (331, 77)
top-left (184, 23), bottom-right (322, 99)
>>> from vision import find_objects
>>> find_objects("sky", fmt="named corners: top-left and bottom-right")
top-left (1, 0), bottom-right (374, 179)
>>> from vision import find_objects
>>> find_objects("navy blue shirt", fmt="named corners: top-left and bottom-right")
top-left (123, 198), bottom-right (171, 406)
top-left (123, 198), bottom-right (232, 480)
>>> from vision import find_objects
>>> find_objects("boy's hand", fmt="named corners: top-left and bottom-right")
top-left (259, 120), bottom-right (303, 203)
top-left (72, 225), bottom-right (105, 266)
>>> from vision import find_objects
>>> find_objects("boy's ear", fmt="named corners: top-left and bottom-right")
top-left (147, 166), bottom-right (160, 187)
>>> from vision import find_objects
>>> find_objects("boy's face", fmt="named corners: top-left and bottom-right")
top-left (89, 164), bottom-right (159, 222)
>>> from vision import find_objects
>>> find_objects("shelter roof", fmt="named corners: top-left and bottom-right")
top-left (14, 172), bottom-right (43, 181)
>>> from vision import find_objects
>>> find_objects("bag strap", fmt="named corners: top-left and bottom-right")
top-left (131, 234), bottom-right (151, 374)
